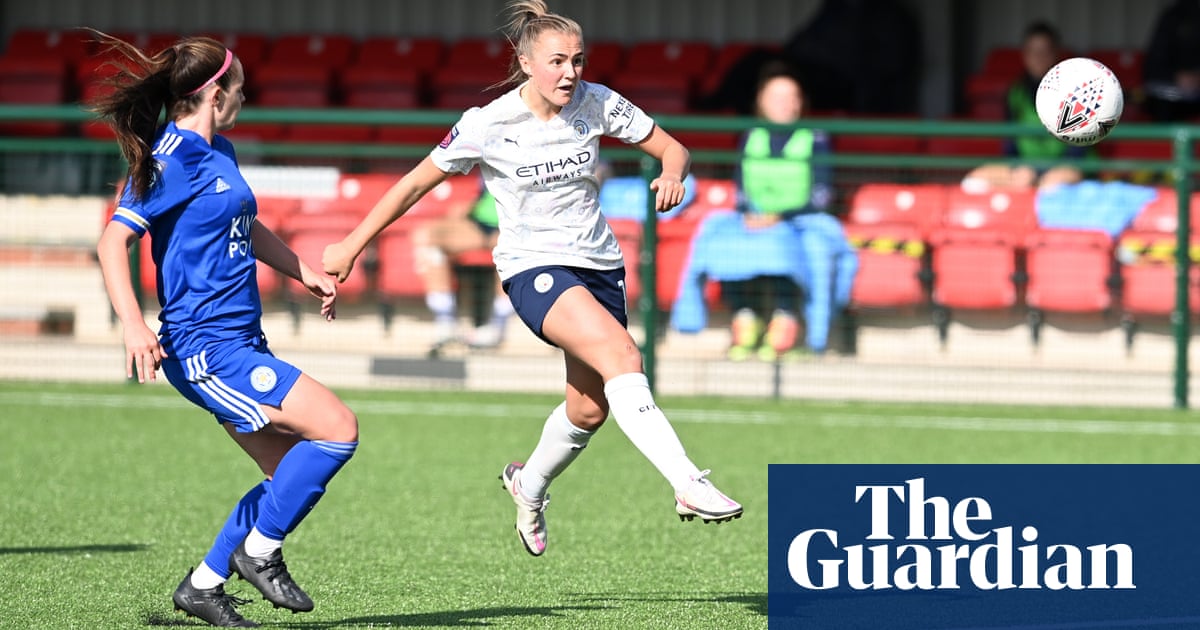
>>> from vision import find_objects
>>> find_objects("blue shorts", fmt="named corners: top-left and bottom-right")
top-left (502, 265), bottom-right (629, 345)
top-left (161, 337), bottom-right (302, 433)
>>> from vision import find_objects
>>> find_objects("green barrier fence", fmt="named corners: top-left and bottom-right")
top-left (2, 105), bottom-right (1198, 406)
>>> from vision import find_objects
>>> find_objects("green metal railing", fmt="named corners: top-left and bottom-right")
top-left (2, 105), bottom-right (1198, 406)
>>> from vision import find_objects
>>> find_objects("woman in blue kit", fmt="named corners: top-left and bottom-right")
top-left (92, 33), bottom-right (357, 628)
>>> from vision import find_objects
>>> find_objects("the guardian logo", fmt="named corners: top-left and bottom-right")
top-left (787, 478), bottom-right (1135, 592)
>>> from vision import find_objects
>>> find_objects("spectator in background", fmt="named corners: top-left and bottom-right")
top-left (963, 21), bottom-right (1087, 192)
top-left (1143, 0), bottom-right (1200, 122)
top-left (673, 66), bottom-right (858, 359)
top-left (412, 187), bottom-right (514, 350)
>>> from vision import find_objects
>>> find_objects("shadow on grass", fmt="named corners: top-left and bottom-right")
top-left (144, 604), bottom-right (612, 628)
top-left (269, 605), bottom-right (609, 628)
top-left (0, 543), bottom-right (149, 555)
top-left (570, 591), bottom-right (767, 616)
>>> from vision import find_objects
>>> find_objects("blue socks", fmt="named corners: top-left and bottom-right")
top-left (202, 480), bottom-right (269, 580)
top-left (255, 440), bottom-right (358, 541)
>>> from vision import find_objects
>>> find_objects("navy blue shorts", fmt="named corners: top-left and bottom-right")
top-left (162, 337), bottom-right (301, 433)
top-left (502, 265), bottom-right (629, 345)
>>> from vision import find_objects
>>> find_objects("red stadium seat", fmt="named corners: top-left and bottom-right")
top-left (4, 28), bottom-right (92, 63)
top-left (265, 34), bottom-right (355, 71)
top-left (375, 224), bottom-right (425, 300)
top-left (833, 133), bottom-right (924, 155)
top-left (254, 196), bottom-right (300, 235)
top-left (354, 36), bottom-right (444, 73)
top-left (342, 66), bottom-right (423, 109)
top-left (940, 188), bottom-right (1037, 239)
top-left (843, 183), bottom-right (944, 310)
top-left (286, 211), bottom-right (370, 303)
top-left (375, 125), bottom-right (450, 148)
top-left (847, 183), bottom-right (946, 236)
top-left (102, 31), bottom-right (181, 57)
top-left (221, 122), bottom-right (287, 143)
top-left (251, 64), bottom-right (332, 107)
top-left (926, 188), bottom-right (1035, 345)
top-left (979, 47), bottom-right (1023, 78)
top-left (1127, 188), bottom-right (1200, 233)
top-left (1117, 231), bottom-right (1200, 315)
top-left (928, 227), bottom-right (1020, 310)
top-left (624, 40), bottom-right (714, 80)
top-left (671, 126), bottom-right (741, 152)
top-left (1103, 139), bottom-right (1173, 162)
top-left (199, 32), bottom-right (270, 68)
top-left (0, 56), bottom-right (69, 136)
top-left (925, 134), bottom-right (1005, 158)
top-left (429, 69), bottom-right (509, 110)
top-left (964, 74), bottom-right (1012, 120)
top-left (609, 218), bottom-right (643, 303)
top-left (443, 38), bottom-right (510, 74)
top-left (1088, 48), bottom-right (1144, 86)
top-left (284, 123), bottom-right (375, 144)
top-left (845, 222), bottom-right (927, 309)
top-left (334, 173), bottom-right (403, 215)
top-left (608, 73), bottom-right (691, 114)
top-left (653, 178), bottom-right (737, 308)
top-left (1115, 230), bottom-right (1200, 350)
top-left (1024, 229), bottom-right (1115, 343)
top-left (583, 40), bottom-right (624, 83)
top-left (375, 176), bottom-right (483, 302)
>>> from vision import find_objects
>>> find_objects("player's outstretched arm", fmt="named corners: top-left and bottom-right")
top-left (252, 220), bottom-right (337, 321)
top-left (97, 221), bottom-right (167, 382)
top-left (323, 157), bottom-right (451, 283)
top-left (636, 124), bottom-right (692, 212)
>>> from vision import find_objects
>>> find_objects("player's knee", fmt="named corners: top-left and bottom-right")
top-left (326, 403), bottom-right (359, 443)
top-left (614, 340), bottom-right (644, 374)
top-left (567, 400), bottom-right (608, 431)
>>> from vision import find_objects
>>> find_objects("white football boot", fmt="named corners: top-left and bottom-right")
top-left (499, 462), bottom-right (549, 556)
top-left (675, 470), bottom-right (743, 524)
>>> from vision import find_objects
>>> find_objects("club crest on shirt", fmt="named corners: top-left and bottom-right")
top-left (438, 126), bottom-right (460, 149)
top-left (534, 273), bottom-right (555, 293)
top-left (250, 366), bottom-right (277, 392)
top-left (573, 119), bottom-right (589, 139)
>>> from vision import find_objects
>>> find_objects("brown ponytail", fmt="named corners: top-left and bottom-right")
top-left (500, 0), bottom-right (583, 88)
top-left (86, 30), bottom-right (234, 200)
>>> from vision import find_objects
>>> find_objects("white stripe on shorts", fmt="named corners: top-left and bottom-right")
top-left (184, 350), bottom-right (270, 431)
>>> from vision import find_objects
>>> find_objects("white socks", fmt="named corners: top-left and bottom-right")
top-left (189, 561), bottom-right (226, 590)
top-left (490, 295), bottom-right (515, 329)
top-left (426, 291), bottom-right (456, 325)
top-left (520, 402), bottom-right (593, 500)
top-left (242, 526), bottom-right (283, 559)
top-left (604, 372), bottom-right (702, 493)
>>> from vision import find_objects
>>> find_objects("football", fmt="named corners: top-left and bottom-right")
top-left (1035, 57), bottom-right (1124, 146)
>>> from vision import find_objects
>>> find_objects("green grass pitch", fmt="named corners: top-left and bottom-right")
top-left (1, 380), bottom-right (1196, 629)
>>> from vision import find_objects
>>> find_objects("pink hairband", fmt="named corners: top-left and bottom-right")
top-left (185, 49), bottom-right (234, 97)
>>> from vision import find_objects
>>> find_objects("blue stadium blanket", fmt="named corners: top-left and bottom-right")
top-left (599, 173), bottom-right (698, 221)
top-left (670, 210), bottom-right (806, 333)
top-left (1035, 180), bottom-right (1158, 237)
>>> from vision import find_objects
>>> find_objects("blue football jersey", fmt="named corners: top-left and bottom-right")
top-left (110, 122), bottom-right (262, 357)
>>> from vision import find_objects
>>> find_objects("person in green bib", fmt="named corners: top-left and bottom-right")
top-left (964, 21), bottom-right (1088, 192)
top-left (412, 187), bottom-right (514, 349)
top-left (724, 67), bottom-right (858, 359)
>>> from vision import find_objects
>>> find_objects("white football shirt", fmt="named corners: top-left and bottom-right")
top-left (431, 80), bottom-right (655, 280)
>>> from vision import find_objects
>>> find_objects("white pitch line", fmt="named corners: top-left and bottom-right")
top-left (820, 414), bottom-right (1200, 436)
top-left (0, 391), bottom-right (777, 425)
top-left (3, 391), bottom-right (1197, 435)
